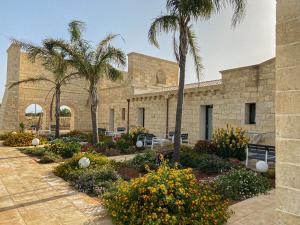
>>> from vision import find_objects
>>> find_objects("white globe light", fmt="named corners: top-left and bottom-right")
top-left (78, 157), bottom-right (90, 168)
top-left (256, 160), bottom-right (269, 173)
top-left (12, 131), bottom-right (17, 135)
top-left (136, 140), bottom-right (143, 148)
top-left (32, 138), bottom-right (40, 147)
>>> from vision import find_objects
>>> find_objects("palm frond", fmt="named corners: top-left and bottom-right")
top-left (105, 65), bottom-right (123, 81)
top-left (9, 76), bottom-right (54, 89)
top-left (187, 26), bottom-right (203, 81)
top-left (173, 33), bottom-right (179, 62)
top-left (69, 20), bottom-right (86, 42)
top-left (148, 14), bottom-right (179, 48)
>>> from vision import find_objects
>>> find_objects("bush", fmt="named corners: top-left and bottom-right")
top-left (0, 132), bottom-right (12, 141)
top-left (212, 126), bottom-right (249, 160)
top-left (20, 147), bottom-right (46, 157)
top-left (70, 166), bottom-right (120, 196)
top-left (53, 153), bottom-right (111, 181)
top-left (179, 149), bottom-right (236, 174)
top-left (129, 126), bottom-right (149, 143)
top-left (46, 142), bottom-right (80, 158)
top-left (215, 168), bottom-right (271, 201)
top-left (39, 151), bottom-right (62, 164)
top-left (194, 140), bottom-right (216, 154)
top-left (3, 132), bottom-right (47, 147)
top-left (127, 150), bottom-right (158, 172)
top-left (104, 162), bottom-right (230, 225)
top-left (116, 139), bottom-right (130, 151)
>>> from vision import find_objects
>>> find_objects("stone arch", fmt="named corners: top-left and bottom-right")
top-left (23, 103), bottom-right (46, 131)
top-left (155, 69), bottom-right (167, 85)
top-left (59, 104), bottom-right (75, 131)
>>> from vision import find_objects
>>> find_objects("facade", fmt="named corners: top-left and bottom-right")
top-left (0, 44), bottom-right (275, 145)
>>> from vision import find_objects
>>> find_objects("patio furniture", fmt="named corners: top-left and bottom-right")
top-left (246, 144), bottom-right (275, 167)
top-left (168, 131), bottom-right (175, 140)
top-left (98, 128), bottom-right (106, 135)
top-left (151, 137), bottom-right (170, 149)
top-left (105, 131), bottom-right (115, 136)
top-left (136, 133), bottom-right (156, 147)
top-left (116, 127), bottom-right (126, 134)
top-left (171, 133), bottom-right (189, 144)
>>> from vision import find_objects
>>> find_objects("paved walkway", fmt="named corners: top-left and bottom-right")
top-left (227, 190), bottom-right (276, 225)
top-left (0, 146), bottom-right (113, 225)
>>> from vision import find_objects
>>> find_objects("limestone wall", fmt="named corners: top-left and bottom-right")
top-left (130, 58), bottom-right (275, 145)
top-left (276, 0), bottom-right (300, 223)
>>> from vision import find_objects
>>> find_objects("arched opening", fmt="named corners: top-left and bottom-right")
top-left (59, 105), bottom-right (74, 132)
top-left (25, 104), bottom-right (44, 131)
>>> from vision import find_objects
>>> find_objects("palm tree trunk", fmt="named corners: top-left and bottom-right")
top-left (90, 83), bottom-right (99, 144)
top-left (173, 27), bottom-right (188, 162)
top-left (55, 87), bottom-right (61, 138)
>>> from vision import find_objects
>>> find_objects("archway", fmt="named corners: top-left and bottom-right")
top-left (59, 105), bottom-right (74, 132)
top-left (25, 104), bottom-right (44, 131)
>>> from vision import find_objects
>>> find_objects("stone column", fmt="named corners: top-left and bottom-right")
top-left (276, 0), bottom-right (300, 223)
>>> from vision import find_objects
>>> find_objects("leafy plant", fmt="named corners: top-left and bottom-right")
top-left (3, 132), bottom-right (46, 147)
top-left (194, 140), bottom-right (216, 154)
top-left (127, 150), bottom-right (158, 172)
top-left (39, 151), bottom-right (62, 164)
top-left (212, 126), bottom-right (249, 160)
top-left (215, 168), bottom-right (271, 201)
top-left (129, 126), bottom-right (149, 143)
top-left (20, 147), bottom-right (46, 157)
top-left (104, 162), bottom-right (230, 225)
top-left (179, 149), bottom-right (237, 174)
top-left (46, 141), bottom-right (80, 158)
top-left (70, 166), bottom-right (120, 196)
top-left (53, 153), bottom-right (111, 181)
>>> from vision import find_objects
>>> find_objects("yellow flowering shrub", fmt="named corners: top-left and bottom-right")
top-left (3, 132), bottom-right (47, 147)
top-left (129, 126), bottom-right (149, 143)
top-left (212, 125), bottom-right (249, 160)
top-left (103, 162), bottom-right (230, 225)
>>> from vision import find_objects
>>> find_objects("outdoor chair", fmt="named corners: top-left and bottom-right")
top-left (116, 127), bottom-right (126, 134)
top-left (168, 131), bottom-right (175, 140)
top-left (171, 133), bottom-right (189, 144)
top-left (246, 144), bottom-right (275, 167)
top-left (136, 133), bottom-right (156, 147)
top-left (98, 128), bottom-right (106, 135)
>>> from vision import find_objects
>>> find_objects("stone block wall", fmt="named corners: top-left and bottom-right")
top-left (276, 0), bottom-right (300, 223)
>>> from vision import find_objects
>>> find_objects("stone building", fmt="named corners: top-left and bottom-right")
top-left (0, 45), bottom-right (275, 145)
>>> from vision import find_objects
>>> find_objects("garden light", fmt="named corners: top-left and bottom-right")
top-left (78, 157), bottom-right (90, 168)
top-left (32, 138), bottom-right (40, 147)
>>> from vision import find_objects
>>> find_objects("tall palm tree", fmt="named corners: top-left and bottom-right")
top-left (47, 21), bottom-right (126, 144)
top-left (149, 0), bottom-right (246, 162)
top-left (9, 40), bottom-right (78, 138)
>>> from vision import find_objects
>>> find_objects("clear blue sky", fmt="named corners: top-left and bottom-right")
top-left (0, 0), bottom-right (276, 101)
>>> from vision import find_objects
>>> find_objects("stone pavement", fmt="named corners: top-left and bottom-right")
top-left (227, 190), bottom-right (276, 225)
top-left (0, 145), bottom-right (113, 225)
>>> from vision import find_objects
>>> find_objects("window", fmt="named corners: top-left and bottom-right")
top-left (138, 108), bottom-right (145, 127)
top-left (245, 103), bottom-right (256, 124)
top-left (122, 108), bottom-right (126, 121)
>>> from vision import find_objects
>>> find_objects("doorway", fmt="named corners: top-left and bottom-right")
top-left (205, 105), bottom-right (213, 140)
top-left (109, 108), bottom-right (115, 131)
top-left (138, 108), bottom-right (145, 127)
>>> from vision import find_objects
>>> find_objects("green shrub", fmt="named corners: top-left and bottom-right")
top-left (104, 162), bottom-right (230, 225)
top-left (116, 139), bottom-right (130, 151)
top-left (215, 168), bottom-right (271, 201)
top-left (194, 140), bottom-right (216, 154)
top-left (3, 132), bottom-right (33, 147)
top-left (39, 151), bottom-right (62, 164)
top-left (179, 150), bottom-right (237, 174)
top-left (53, 153), bottom-right (111, 181)
top-left (20, 147), bottom-right (46, 157)
top-left (212, 126), bottom-right (249, 160)
top-left (70, 166), bottom-right (120, 196)
top-left (46, 142), bottom-right (80, 158)
top-left (127, 150), bottom-right (157, 172)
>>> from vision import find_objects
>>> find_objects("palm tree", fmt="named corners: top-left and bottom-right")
top-left (9, 40), bottom-right (78, 138)
top-left (148, 0), bottom-right (246, 162)
top-left (47, 21), bottom-right (126, 144)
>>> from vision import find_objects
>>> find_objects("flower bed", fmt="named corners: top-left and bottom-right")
top-left (3, 132), bottom-right (47, 147)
